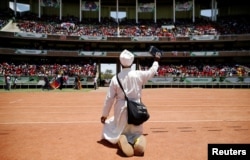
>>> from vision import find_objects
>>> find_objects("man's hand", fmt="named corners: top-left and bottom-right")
top-left (100, 116), bottom-right (107, 124)
top-left (154, 56), bottom-right (160, 62)
top-left (154, 52), bottom-right (161, 61)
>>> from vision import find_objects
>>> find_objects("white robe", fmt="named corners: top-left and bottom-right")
top-left (101, 61), bottom-right (159, 144)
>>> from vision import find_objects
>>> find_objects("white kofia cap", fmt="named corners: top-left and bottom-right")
top-left (119, 49), bottom-right (134, 67)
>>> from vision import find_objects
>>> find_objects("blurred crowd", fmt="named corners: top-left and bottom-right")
top-left (0, 62), bottom-right (97, 77)
top-left (1, 12), bottom-right (250, 78)
top-left (15, 15), bottom-right (250, 37)
top-left (1, 62), bottom-right (249, 78)
top-left (141, 63), bottom-right (249, 77)
top-left (0, 12), bottom-right (249, 37)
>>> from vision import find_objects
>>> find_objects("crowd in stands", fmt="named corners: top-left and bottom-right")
top-left (0, 62), bottom-right (97, 77)
top-left (1, 12), bottom-right (250, 78)
top-left (0, 12), bottom-right (248, 37)
top-left (140, 63), bottom-right (249, 78)
top-left (15, 16), bottom-right (250, 37)
top-left (1, 61), bottom-right (249, 78)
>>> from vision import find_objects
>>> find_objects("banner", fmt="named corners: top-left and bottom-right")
top-left (0, 77), bottom-right (5, 84)
top-left (244, 77), bottom-right (250, 83)
top-left (15, 77), bottom-right (39, 84)
top-left (190, 51), bottom-right (219, 56)
top-left (15, 49), bottom-right (47, 55)
top-left (162, 25), bottom-right (175, 30)
top-left (149, 77), bottom-right (174, 84)
top-left (79, 35), bottom-right (107, 40)
top-left (133, 52), bottom-right (152, 57)
top-left (14, 32), bottom-right (47, 38)
top-left (183, 77), bottom-right (213, 83)
top-left (40, 0), bottom-right (60, 8)
top-left (176, 1), bottom-right (192, 11)
top-left (190, 35), bottom-right (219, 40)
top-left (82, 1), bottom-right (99, 11)
top-left (61, 22), bottom-right (75, 29)
top-left (1, 76), bottom-right (249, 86)
top-left (138, 3), bottom-right (154, 12)
top-left (131, 37), bottom-right (159, 41)
top-left (79, 51), bottom-right (107, 56)
top-left (223, 77), bottom-right (241, 83)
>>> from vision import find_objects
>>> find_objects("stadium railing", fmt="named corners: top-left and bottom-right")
top-left (1, 31), bottom-right (250, 42)
top-left (0, 76), bottom-right (96, 90)
top-left (1, 76), bottom-right (250, 89)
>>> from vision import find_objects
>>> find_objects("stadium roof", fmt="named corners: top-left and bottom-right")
top-left (9, 1), bottom-right (30, 12)
top-left (99, 0), bottom-right (239, 6)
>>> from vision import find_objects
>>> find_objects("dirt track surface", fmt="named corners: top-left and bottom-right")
top-left (0, 88), bottom-right (250, 160)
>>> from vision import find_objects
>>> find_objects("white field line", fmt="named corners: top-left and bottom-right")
top-left (9, 99), bottom-right (23, 104)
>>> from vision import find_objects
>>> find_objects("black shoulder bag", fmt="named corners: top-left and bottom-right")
top-left (116, 75), bottom-right (150, 126)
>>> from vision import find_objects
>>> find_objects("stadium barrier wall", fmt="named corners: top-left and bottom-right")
top-left (144, 77), bottom-right (250, 88)
top-left (1, 31), bottom-right (250, 42)
top-left (1, 48), bottom-right (250, 57)
top-left (1, 76), bottom-right (250, 89)
top-left (0, 76), bottom-right (95, 89)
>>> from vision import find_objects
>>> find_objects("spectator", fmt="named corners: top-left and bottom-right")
top-left (94, 76), bottom-right (97, 90)
top-left (5, 74), bottom-right (11, 91)
top-left (42, 74), bottom-right (50, 90)
top-left (12, 76), bottom-right (18, 89)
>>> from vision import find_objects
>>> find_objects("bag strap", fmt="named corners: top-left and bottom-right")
top-left (116, 74), bottom-right (143, 102)
top-left (116, 74), bottom-right (129, 101)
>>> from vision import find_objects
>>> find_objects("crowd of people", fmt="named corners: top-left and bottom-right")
top-left (141, 63), bottom-right (249, 78)
top-left (1, 61), bottom-right (249, 78)
top-left (0, 13), bottom-right (248, 37)
top-left (1, 13), bottom-right (249, 81)
top-left (0, 62), bottom-right (97, 77)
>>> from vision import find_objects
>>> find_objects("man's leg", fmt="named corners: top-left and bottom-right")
top-left (133, 135), bottom-right (146, 156)
top-left (118, 135), bottom-right (134, 157)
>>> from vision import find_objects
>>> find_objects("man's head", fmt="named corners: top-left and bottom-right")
top-left (119, 49), bottom-right (134, 67)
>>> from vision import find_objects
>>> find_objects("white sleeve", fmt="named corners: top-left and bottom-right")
top-left (102, 77), bottom-right (116, 117)
top-left (137, 61), bottom-right (159, 85)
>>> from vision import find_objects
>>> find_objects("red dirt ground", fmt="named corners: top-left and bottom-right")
top-left (0, 88), bottom-right (250, 160)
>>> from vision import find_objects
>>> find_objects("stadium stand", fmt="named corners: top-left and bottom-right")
top-left (0, 0), bottom-right (250, 88)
